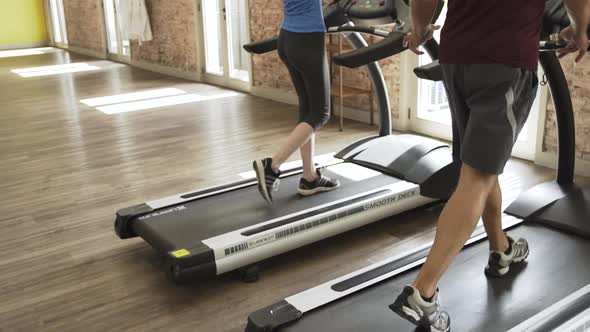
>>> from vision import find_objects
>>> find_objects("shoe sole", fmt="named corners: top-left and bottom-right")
top-left (253, 160), bottom-right (272, 205)
top-left (485, 251), bottom-right (530, 278)
top-left (297, 183), bottom-right (340, 196)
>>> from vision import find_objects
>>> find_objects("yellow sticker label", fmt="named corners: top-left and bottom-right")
top-left (171, 249), bottom-right (190, 258)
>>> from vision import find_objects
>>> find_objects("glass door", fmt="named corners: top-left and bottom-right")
top-left (200, 0), bottom-right (251, 91)
top-left (103, 0), bottom-right (130, 60)
top-left (49, 0), bottom-right (68, 47)
top-left (406, 5), bottom-right (542, 161)
top-left (409, 5), bottom-right (451, 140)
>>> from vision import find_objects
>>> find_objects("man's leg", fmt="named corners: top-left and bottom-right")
top-left (482, 179), bottom-right (510, 252)
top-left (390, 163), bottom-right (496, 331)
top-left (483, 178), bottom-right (530, 278)
top-left (414, 163), bottom-right (497, 298)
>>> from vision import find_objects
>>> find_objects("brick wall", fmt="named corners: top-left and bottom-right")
top-left (331, 42), bottom-right (403, 119)
top-left (63, 0), bottom-right (107, 53)
top-left (130, 0), bottom-right (198, 71)
top-left (249, 0), bottom-right (402, 119)
top-left (543, 57), bottom-right (590, 162)
top-left (249, 0), bottom-right (291, 90)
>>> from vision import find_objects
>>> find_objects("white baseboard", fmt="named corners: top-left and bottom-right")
top-left (66, 45), bottom-right (107, 59)
top-left (0, 42), bottom-right (49, 50)
top-left (58, 44), bottom-right (200, 82)
top-left (106, 53), bottom-right (132, 65)
top-left (535, 150), bottom-right (590, 177)
top-left (129, 59), bottom-right (201, 82)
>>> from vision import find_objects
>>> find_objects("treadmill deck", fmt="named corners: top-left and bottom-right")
top-left (280, 225), bottom-right (590, 332)
top-left (132, 164), bottom-right (401, 252)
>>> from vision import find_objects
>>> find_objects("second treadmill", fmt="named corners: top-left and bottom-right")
top-left (113, 0), bottom-right (457, 283)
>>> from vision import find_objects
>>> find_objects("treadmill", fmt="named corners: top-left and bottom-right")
top-left (114, 0), bottom-right (457, 283)
top-left (245, 1), bottom-right (590, 330)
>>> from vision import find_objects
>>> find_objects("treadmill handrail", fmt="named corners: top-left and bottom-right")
top-left (413, 59), bottom-right (442, 81)
top-left (332, 31), bottom-right (407, 68)
top-left (330, 0), bottom-right (444, 68)
top-left (414, 40), bottom-right (590, 83)
top-left (243, 38), bottom-right (278, 54)
top-left (243, 26), bottom-right (398, 56)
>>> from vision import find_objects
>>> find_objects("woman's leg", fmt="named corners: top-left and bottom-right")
top-left (294, 48), bottom-right (340, 195)
top-left (299, 134), bottom-right (316, 181)
top-left (254, 31), bottom-right (335, 203)
top-left (269, 29), bottom-right (315, 172)
top-left (269, 31), bottom-right (329, 173)
top-left (270, 123), bottom-right (314, 172)
top-left (284, 36), bottom-right (329, 180)
top-left (293, 45), bottom-right (329, 181)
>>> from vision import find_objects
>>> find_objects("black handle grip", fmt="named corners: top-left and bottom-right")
top-left (413, 60), bottom-right (442, 82)
top-left (540, 40), bottom-right (590, 51)
top-left (332, 31), bottom-right (407, 68)
top-left (243, 38), bottom-right (278, 54)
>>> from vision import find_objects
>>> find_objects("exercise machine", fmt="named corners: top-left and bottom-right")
top-left (245, 1), bottom-right (590, 330)
top-left (114, 0), bottom-right (456, 283)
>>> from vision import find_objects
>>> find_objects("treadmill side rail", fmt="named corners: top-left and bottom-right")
top-left (245, 300), bottom-right (302, 332)
top-left (204, 182), bottom-right (433, 275)
top-left (507, 284), bottom-right (590, 332)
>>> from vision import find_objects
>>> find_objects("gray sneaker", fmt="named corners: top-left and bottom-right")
top-left (389, 285), bottom-right (451, 332)
top-left (485, 235), bottom-right (530, 278)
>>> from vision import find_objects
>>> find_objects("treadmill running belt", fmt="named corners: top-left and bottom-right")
top-left (281, 225), bottom-right (590, 332)
top-left (133, 167), bottom-right (399, 252)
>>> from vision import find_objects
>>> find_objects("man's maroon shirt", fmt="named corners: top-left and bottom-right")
top-left (440, 0), bottom-right (546, 71)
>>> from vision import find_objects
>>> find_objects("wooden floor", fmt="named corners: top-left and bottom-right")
top-left (0, 48), bottom-right (572, 332)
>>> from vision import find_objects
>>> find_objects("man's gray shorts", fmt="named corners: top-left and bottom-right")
top-left (441, 63), bottom-right (539, 175)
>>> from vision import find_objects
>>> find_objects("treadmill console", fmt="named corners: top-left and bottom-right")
top-left (338, 0), bottom-right (403, 26)
top-left (347, 0), bottom-right (396, 20)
